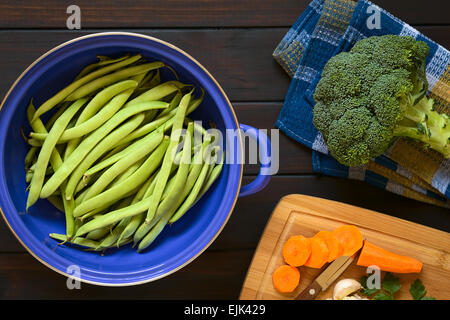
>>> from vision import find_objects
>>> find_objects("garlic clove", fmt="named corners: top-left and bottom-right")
top-left (333, 279), bottom-right (362, 300)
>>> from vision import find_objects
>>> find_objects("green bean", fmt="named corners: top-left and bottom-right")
top-left (26, 98), bottom-right (88, 210)
top-left (129, 71), bottom-right (154, 97)
top-left (78, 129), bottom-right (164, 204)
top-left (93, 197), bottom-right (134, 249)
top-left (74, 151), bottom-right (180, 237)
top-left (137, 130), bottom-right (206, 251)
top-left (26, 103), bottom-right (63, 173)
top-left (74, 186), bottom-right (89, 207)
top-left (39, 97), bottom-right (168, 199)
top-left (30, 80), bottom-right (139, 143)
top-left (83, 117), bottom-right (170, 177)
top-left (73, 136), bottom-right (169, 217)
top-left (100, 141), bottom-right (130, 162)
top-left (26, 102), bottom-right (78, 238)
top-left (85, 226), bottom-right (110, 241)
top-left (61, 196), bottom-right (76, 238)
top-left (25, 170), bottom-right (33, 184)
top-left (25, 164), bottom-right (54, 183)
top-left (32, 54), bottom-right (142, 121)
top-left (147, 69), bottom-right (161, 88)
top-left (124, 81), bottom-right (185, 107)
top-left (74, 195), bottom-right (152, 237)
top-left (64, 113), bottom-right (145, 200)
top-left (168, 152), bottom-right (219, 225)
top-left (131, 69), bottom-right (151, 86)
top-left (145, 92), bottom-right (191, 222)
top-left (116, 172), bottom-right (157, 245)
top-left (156, 91), bottom-right (182, 120)
top-left (112, 89), bottom-right (202, 153)
top-left (133, 122), bottom-right (193, 244)
top-left (63, 80), bottom-right (138, 160)
top-left (26, 138), bottom-right (43, 147)
top-left (50, 232), bottom-right (100, 248)
top-left (44, 102), bottom-right (70, 131)
top-left (74, 54), bottom-right (130, 81)
top-left (65, 61), bottom-right (163, 102)
top-left (125, 92), bottom-right (204, 144)
top-left (115, 112), bottom-right (174, 146)
top-left (24, 146), bottom-right (38, 169)
top-left (198, 153), bottom-right (224, 199)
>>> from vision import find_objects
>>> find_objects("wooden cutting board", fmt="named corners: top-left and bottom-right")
top-left (239, 194), bottom-right (450, 300)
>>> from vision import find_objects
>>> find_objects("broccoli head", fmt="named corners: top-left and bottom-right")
top-left (313, 35), bottom-right (450, 167)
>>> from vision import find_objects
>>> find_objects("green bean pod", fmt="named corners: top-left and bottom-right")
top-left (32, 54), bottom-right (142, 121)
top-left (73, 54), bottom-right (130, 80)
top-left (78, 129), bottom-right (164, 204)
top-left (143, 92), bottom-right (192, 224)
top-left (26, 98), bottom-right (88, 209)
top-left (73, 136), bottom-right (169, 217)
top-left (50, 233), bottom-right (101, 249)
top-left (116, 173), bottom-right (157, 245)
top-left (156, 91), bottom-right (182, 120)
top-left (65, 61), bottom-right (164, 101)
top-left (134, 122), bottom-right (193, 244)
top-left (64, 113), bottom-right (145, 200)
top-left (30, 80), bottom-right (139, 143)
top-left (39, 98), bottom-right (168, 199)
top-left (85, 226), bottom-right (110, 241)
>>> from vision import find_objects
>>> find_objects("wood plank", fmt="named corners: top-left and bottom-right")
top-left (240, 194), bottom-right (450, 300)
top-left (1, 26), bottom-right (449, 102)
top-left (0, 250), bottom-right (253, 299)
top-left (0, 29), bottom-right (290, 102)
top-left (2, 175), bottom-right (448, 253)
top-left (0, 0), bottom-right (448, 28)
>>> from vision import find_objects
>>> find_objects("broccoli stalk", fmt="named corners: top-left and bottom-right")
top-left (312, 34), bottom-right (450, 167)
top-left (394, 96), bottom-right (450, 157)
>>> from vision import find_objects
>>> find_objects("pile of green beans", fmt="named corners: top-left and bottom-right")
top-left (24, 54), bottom-right (224, 253)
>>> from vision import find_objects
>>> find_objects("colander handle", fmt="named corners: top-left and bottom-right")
top-left (238, 124), bottom-right (272, 197)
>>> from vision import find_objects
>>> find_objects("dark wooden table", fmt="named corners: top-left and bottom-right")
top-left (0, 0), bottom-right (448, 299)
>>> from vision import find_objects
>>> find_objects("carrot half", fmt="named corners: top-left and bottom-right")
top-left (282, 235), bottom-right (311, 267)
top-left (272, 265), bottom-right (301, 293)
top-left (356, 240), bottom-right (423, 273)
top-left (313, 230), bottom-right (341, 262)
top-left (332, 225), bottom-right (363, 256)
top-left (304, 237), bottom-right (329, 268)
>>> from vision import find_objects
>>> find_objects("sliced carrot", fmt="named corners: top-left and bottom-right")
top-left (313, 230), bottom-right (341, 262)
top-left (356, 240), bottom-right (423, 273)
top-left (332, 225), bottom-right (363, 256)
top-left (282, 235), bottom-right (311, 267)
top-left (304, 237), bottom-right (329, 268)
top-left (272, 265), bottom-right (301, 293)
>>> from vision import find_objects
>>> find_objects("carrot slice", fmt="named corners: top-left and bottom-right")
top-left (304, 237), bottom-right (329, 268)
top-left (272, 265), bottom-right (301, 293)
top-left (282, 235), bottom-right (311, 267)
top-left (357, 240), bottom-right (423, 273)
top-left (313, 230), bottom-right (341, 262)
top-left (332, 225), bottom-right (363, 256)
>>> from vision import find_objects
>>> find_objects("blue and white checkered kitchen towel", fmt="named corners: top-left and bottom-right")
top-left (273, 0), bottom-right (450, 207)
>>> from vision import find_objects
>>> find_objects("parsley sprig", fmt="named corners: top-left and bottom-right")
top-left (360, 273), bottom-right (435, 300)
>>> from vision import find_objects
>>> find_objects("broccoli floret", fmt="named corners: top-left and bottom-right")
top-left (312, 35), bottom-right (450, 167)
